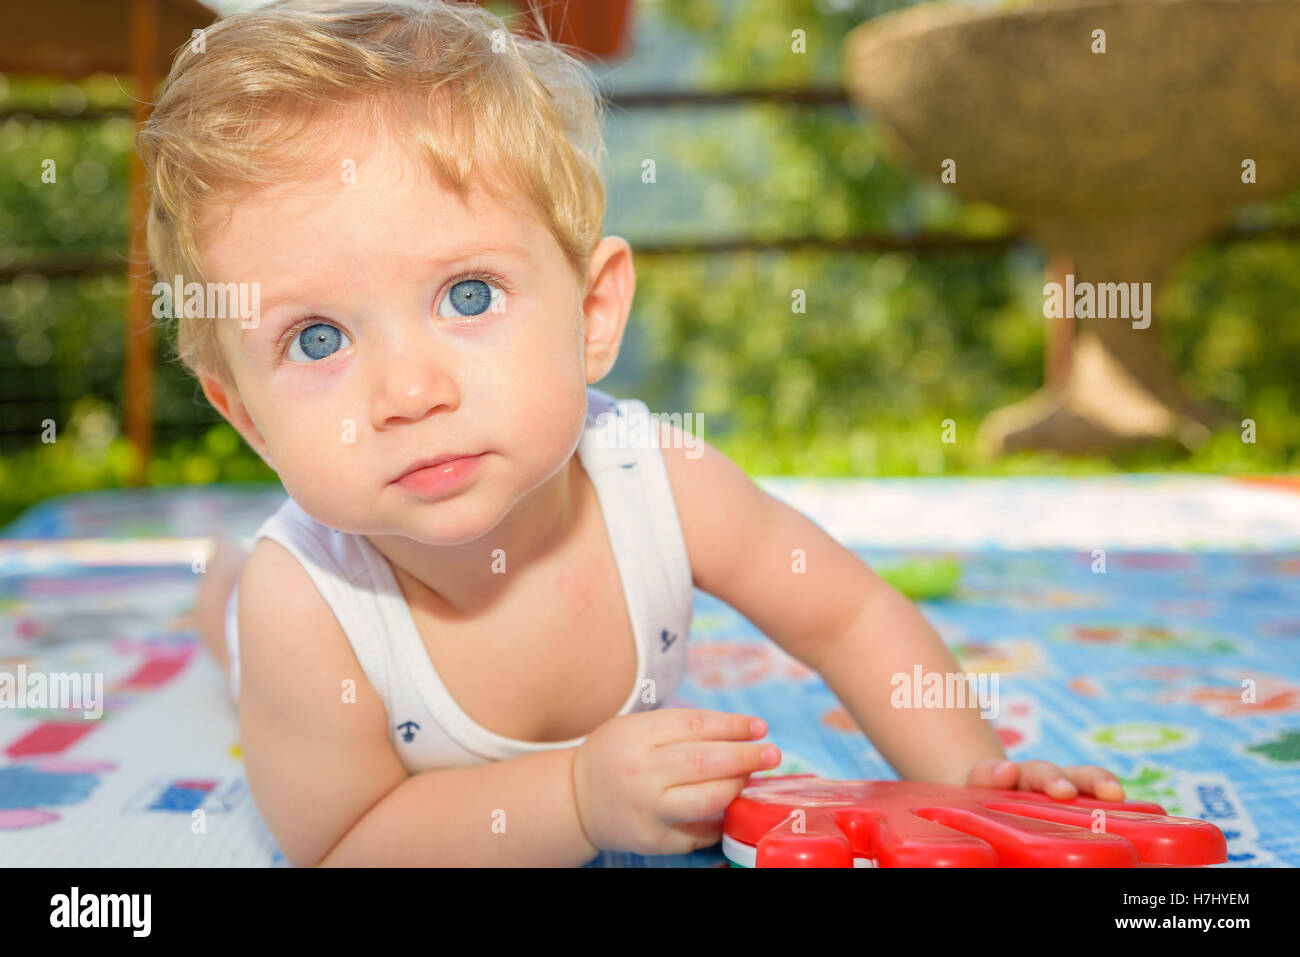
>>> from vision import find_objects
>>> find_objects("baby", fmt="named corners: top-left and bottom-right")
top-left (147, 0), bottom-right (1125, 866)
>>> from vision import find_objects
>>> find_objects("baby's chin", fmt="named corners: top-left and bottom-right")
top-left (377, 503), bottom-right (513, 549)
top-left (291, 485), bottom-right (512, 548)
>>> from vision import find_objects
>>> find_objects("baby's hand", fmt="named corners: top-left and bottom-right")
top-left (965, 758), bottom-right (1125, 801)
top-left (572, 709), bottom-right (779, 857)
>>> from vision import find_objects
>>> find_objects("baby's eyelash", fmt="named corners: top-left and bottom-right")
top-left (273, 267), bottom-right (513, 357)
top-left (453, 264), bottom-right (513, 297)
top-left (275, 313), bottom-right (326, 359)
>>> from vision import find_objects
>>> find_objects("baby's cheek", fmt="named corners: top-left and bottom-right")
top-left (515, 378), bottom-right (588, 454)
top-left (275, 411), bottom-right (348, 465)
top-left (272, 419), bottom-right (370, 507)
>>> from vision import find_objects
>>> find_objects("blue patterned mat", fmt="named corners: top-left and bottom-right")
top-left (1, 479), bottom-right (1298, 867)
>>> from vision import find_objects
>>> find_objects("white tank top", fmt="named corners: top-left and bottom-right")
top-left (223, 387), bottom-right (694, 773)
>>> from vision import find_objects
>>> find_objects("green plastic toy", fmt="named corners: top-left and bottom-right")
top-left (875, 558), bottom-right (962, 600)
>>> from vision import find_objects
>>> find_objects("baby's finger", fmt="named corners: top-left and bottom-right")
top-left (658, 774), bottom-right (754, 826)
top-left (654, 739), bottom-right (781, 787)
top-left (1016, 760), bottom-right (1078, 798)
top-left (965, 757), bottom-right (1020, 789)
top-left (1063, 765), bottom-right (1125, 801)
top-left (648, 709), bottom-right (769, 748)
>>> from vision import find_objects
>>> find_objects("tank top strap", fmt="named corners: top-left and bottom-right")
top-left (577, 388), bottom-right (694, 706)
top-left (242, 498), bottom-right (397, 716)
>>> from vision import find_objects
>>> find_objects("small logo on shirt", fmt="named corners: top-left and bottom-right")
top-left (396, 720), bottom-right (420, 743)
top-left (660, 629), bottom-right (678, 652)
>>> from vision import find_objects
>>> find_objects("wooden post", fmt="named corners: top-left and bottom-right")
top-left (125, 0), bottom-right (159, 486)
top-left (514, 0), bottom-right (635, 60)
top-left (1044, 252), bottom-right (1074, 391)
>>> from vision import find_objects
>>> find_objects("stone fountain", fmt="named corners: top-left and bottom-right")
top-left (844, 0), bottom-right (1300, 455)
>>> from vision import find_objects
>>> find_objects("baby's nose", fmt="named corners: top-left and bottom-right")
top-left (368, 342), bottom-right (460, 426)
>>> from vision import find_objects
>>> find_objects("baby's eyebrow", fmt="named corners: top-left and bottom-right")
top-left (257, 280), bottom-right (321, 318)
top-left (256, 239), bottom-right (533, 317)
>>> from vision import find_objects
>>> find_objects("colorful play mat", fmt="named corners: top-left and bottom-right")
top-left (1, 475), bottom-right (1298, 867)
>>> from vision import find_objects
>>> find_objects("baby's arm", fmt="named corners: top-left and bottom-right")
top-left (660, 426), bottom-right (1128, 800)
top-left (236, 539), bottom-right (598, 867)
top-left (659, 424), bottom-right (1005, 785)
top-left (193, 536), bottom-right (246, 674)
top-left (660, 424), bottom-right (1124, 798)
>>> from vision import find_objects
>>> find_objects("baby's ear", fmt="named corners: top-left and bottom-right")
top-left (199, 373), bottom-right (275, 471)
top-left (581, 236), bottom-right (635, 383)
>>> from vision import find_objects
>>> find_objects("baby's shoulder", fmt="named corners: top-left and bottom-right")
top-left (235, 537), bottom-right (342, 665)
top-left (230, 539), bottom-right (401, 868)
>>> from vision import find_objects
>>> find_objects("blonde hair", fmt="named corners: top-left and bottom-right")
top-left (136, 0), bottom-right (609, 386)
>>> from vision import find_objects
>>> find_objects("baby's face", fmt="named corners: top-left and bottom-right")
top-left (198, 132), bottom-right (596, 546)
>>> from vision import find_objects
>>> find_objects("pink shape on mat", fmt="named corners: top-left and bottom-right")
top-left (114, 648), bottom-right (195, 690)
top-left (4, 722), bottom-right (98, 758)
top-left (28, 759), bottom-right (116, 774)
top-left (0, 809), bottom-right (60, 829)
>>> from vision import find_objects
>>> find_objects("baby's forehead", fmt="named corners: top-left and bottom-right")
top-left (201, 157), bottom-right (531, 264)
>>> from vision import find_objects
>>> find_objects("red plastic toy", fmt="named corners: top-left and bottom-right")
top-left (722, 775), bottom-right (1227, 867)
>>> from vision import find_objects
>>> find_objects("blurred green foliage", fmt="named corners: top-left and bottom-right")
top-left (0, 0), bottom-right (1297, 531)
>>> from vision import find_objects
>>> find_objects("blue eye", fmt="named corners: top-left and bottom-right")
top-left (439, 277), bottom-right (503, 318)
top-left (287, 322), bottom-right (351, 362)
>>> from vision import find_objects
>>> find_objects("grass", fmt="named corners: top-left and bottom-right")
top-left (1, 415), bottom-right (1292, 533)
